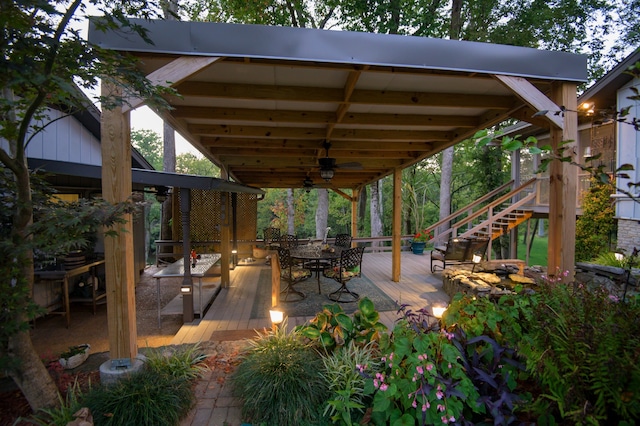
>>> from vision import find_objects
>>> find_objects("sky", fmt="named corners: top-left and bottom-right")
top-left (130, 107), bottom-right (202, 156)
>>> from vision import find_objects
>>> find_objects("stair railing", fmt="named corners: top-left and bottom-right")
top-left (423, 180), bottom-right (516, 246)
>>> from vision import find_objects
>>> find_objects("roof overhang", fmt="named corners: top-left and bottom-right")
top-left (88, 18), bottom-right (587, 191)
top-left (28, 158), bottom-right (265, 194)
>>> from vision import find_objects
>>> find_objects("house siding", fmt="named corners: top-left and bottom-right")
top-left (615, 74), bottom-right (640, 251)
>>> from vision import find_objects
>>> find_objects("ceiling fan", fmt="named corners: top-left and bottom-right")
top-left (303, 177), bottom-right (316, 193)
top-left (318, 141), bottom-right (362, 181)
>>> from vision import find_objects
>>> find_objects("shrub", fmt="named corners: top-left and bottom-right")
top-left (321, 340), bottom-right (381, 425)
top-left (295, 297), bottom-right (388, 352)
top-left (230, 322), bottom-right (329, 425)
top-left (81, 369), bottom-right (194, 426)
top-left (520, 282), bottom-right (640, 423)
top-left (360, 307), bottom-right (481, 425)
top-left (143, 342), bottom-right (208, 381)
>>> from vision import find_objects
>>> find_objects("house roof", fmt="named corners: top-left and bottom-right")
top-left (578, 49), bottom-right (640, 113)
top-left (88, 19), bottom-right (587, 191)
top-left (28, 158), bottom-right (265, 194)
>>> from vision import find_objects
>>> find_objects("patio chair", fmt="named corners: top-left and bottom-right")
top-left (430, 237), bottom-right (489, 272)
top-left (277, 246), bottom-right (311, 302)
top-left (279, 234), bottom-right (299, 248)
top-left (263, 227), bottom-right (281, 249)
top-left (334, 233), bottom-right (352, 249)
top-left (323, 246), bottom-right (365, 302)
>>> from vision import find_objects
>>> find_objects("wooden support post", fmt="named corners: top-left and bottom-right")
top-left (100, 81), bottom-right (137, 362)
top-left (220, 192), bottom-right (230, 287)
top-left (548, 82), bottom-right (578, 278)
top-left (180, 188), bottom-right (194, 323)
top-left (392, 168), bottom-right (402, 282)
top-left (271, 251), bottom-right (280, 307)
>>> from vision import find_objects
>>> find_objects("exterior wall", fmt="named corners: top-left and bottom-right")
top-left (615, 77), bottom-right (640, 216)
top-left (24, 109), bottom-right (102, 164)
top-left (615, 74), bottom-right (640, 251)
top-left (617, 219), bottom-right (640, 253)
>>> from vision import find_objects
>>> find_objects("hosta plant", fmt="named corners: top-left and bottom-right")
top-left (295, 297), bottom-right (388, 352)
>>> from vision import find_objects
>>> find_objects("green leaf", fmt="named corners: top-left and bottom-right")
top-left (502, 139), bottom-right (523, 151)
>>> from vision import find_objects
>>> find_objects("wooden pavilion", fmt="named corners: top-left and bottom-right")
top-left (88, 19), bottom-right (586, 363)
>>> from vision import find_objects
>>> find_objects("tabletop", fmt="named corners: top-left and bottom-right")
top-left (153, 254), bottom-right (221, 278)
top-left (290, 246), bottom-right (342, 260)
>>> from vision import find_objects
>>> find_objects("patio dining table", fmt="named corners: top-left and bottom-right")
top-left (290, 245), bottom-right (342, 294)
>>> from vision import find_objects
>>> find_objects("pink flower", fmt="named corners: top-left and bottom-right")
top-left (426, 363), bottom-right (434, 371)
top-left (442, 416), bottom-right (449, 424)
top-left (422, 403), bottom-right (429, 412)
top-left (449, 416), bottom-right (456, 422)
top-left (436, 390), bottom-right (444, 400)
top-left (416, 365), bottom-right (424, 374)
top-left (380, 383), bottom-right (388, 391)
top-left (373, 379), bottom-right (379, 388)
top-left (437, 404), bottom-right (445, 412)
top-left (412, 400), bottom-right (417, 408)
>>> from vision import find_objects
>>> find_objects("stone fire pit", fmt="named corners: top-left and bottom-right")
top-left (441, 264), bottom-right (536, 299)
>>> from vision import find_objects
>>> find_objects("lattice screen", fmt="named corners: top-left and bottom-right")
top-left (172, 190), bottom-right (258, 255)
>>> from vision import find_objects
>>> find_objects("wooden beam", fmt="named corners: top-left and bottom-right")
top-left (123, 56), bottom-right (221, 113)
top-left (176, 81), bottom-right (514, 109)
top-left (172, 105), bottom-right (478, 127)
top-left (201, 138), bottom-right (434, 151)
top-left (494, 75), bottom-right (564, 129)
top-left (190, 124), bottom-right (451, 141)
top-left (547, 81), bottom-right (578, 278)
top-left (392, 168), bottom-right (402, 282)
top-left (100, 81), bottom-right (137, 362)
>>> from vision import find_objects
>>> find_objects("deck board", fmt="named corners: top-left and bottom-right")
top-left (170, 251), bottom-right (448, 345)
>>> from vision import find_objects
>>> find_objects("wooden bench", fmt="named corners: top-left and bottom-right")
top-left (430, 237), bottom-right (490, 272)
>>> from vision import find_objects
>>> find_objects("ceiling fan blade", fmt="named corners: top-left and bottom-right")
top-left (336, 162), bottom-right (362, 170)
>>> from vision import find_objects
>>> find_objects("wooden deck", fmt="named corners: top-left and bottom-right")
top-left (171, 251), bottom-right (448, 345)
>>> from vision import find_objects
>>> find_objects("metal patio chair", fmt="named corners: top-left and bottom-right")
top-left (277, 246), bottom-right (311, 302)
top-left (323, 246), bottom-right (365, 303)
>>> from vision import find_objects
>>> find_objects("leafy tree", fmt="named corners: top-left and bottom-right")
top-left (176, 152), bottom-right (218, 176)
top-left (132, 128), bottom-right (163, 169)
top-left (575, 178), bottom-right (616, 261)
top-left (0, 0), bottom-right (169, 410)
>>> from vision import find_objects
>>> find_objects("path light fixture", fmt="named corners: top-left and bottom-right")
top-left (180, 285), bottom-right (192, 294)
top-left (472, 253), bottom-right (482, 272)
top-left (431, 303), bottom-right (448, 319)
top-left (269, 309), bottom-right (284, 332)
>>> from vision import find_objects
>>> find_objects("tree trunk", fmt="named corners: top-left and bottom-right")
top-left (315, 189), bottom-right (329, 239)
top-left (437, 0), bottom-right (463, 243)
top-left (8, 160), bottom-right (60, 410)
top-left (358, 186), bottom-right (367, 235)
top-left (438, 148), bottom-right (453, 241)
top-left (287, 189), bottom-right (295, 234)
top-left (370, 181), bottom-right (383, 248)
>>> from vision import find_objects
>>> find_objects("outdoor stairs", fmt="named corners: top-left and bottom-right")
top-left (424, 178), bottom-right (538, 248)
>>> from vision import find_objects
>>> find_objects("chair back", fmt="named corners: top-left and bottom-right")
top-left (263, 227), bottom-right (281, 245)
top-left (276, 246), bottom-right (293, 269)
top-left (444, 238), bottom-right (469, 261)
top-left (340, 246), bottom-right (365, 276)
top-left (334, 233), bottom-right (352, 249)
top-left (279, 234), bottom-right (299, 248)
top-left (466, 238), bottom-right (489, 261)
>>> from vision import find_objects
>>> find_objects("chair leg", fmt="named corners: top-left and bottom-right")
top-left (281, 282), bottom-right (305, 302)
top-left (327, 283), bottom-right (359, 303)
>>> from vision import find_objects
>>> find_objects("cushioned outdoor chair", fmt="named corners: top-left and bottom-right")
top-left (323, 246), bottom-right (365, 302)
top-left (430, 237), bottom-right (489, 272)
top-left (334, 233), bottom-right (352, 249)
top-left (277, 246), bottom-right (311, 302)
top-left (279, 234), bottom-right (299, 248)
top-left (263, 227), bottom-right (281, 249)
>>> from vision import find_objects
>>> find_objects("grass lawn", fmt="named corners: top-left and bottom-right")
top-left (518, 234), bottom-right (548, 266)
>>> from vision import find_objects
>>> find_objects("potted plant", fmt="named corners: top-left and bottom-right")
top-left (59, 344), bottom-right (91, 369)
top-left (411, 230), bottom-right (432, 255)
